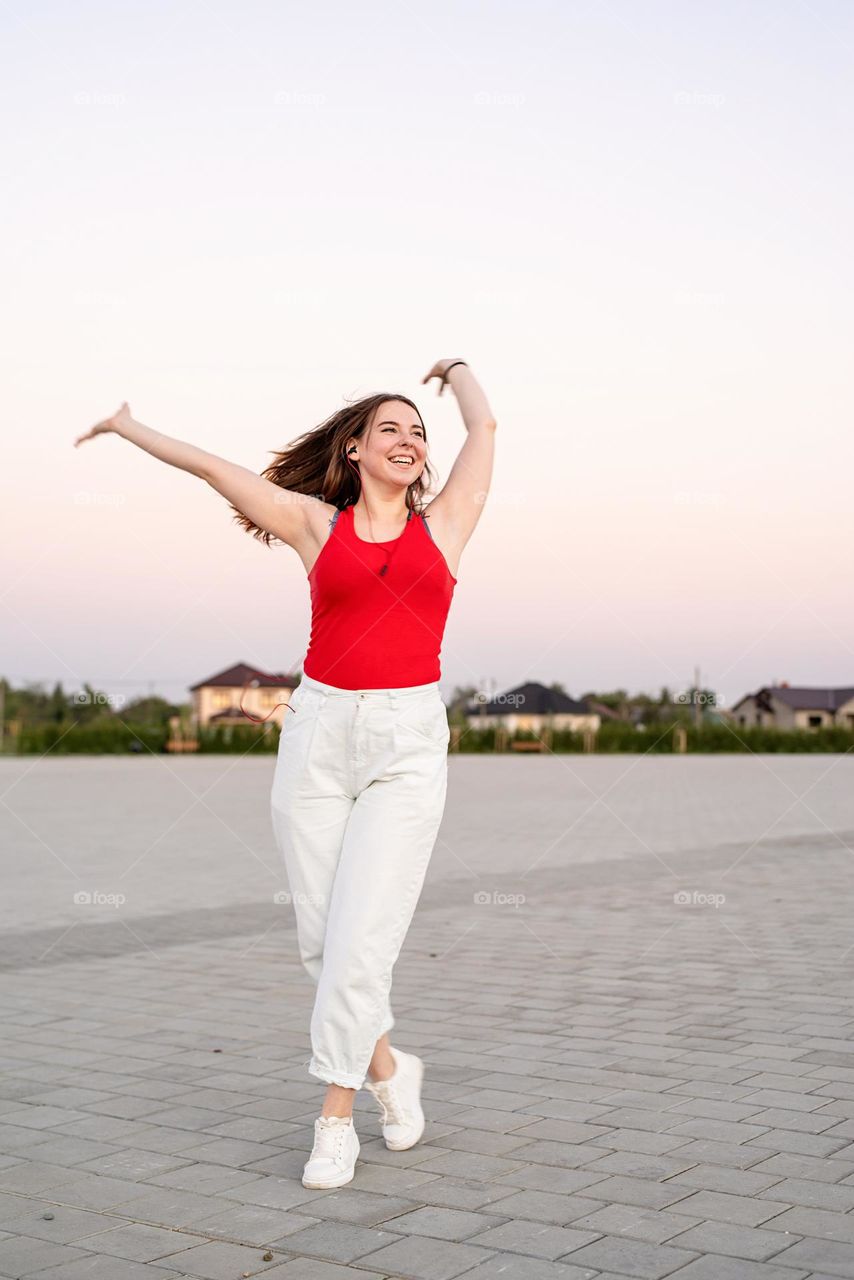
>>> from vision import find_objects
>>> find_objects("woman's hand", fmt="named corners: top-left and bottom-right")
top-left (421, 359), bottom-right (467, 397)
top-left (74, 401), bottom-right (134, 447)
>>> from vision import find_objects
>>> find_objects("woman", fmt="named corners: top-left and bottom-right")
top-left (74, 358), bottom-right (497, 1189)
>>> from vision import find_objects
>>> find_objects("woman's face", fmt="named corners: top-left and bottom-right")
top-left (357, 400), bottom-right (427, 489)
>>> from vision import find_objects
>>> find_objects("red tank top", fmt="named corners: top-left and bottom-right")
top-left (303, 503), bottom-right (457, 689)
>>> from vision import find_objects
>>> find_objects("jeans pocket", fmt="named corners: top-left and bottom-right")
top-left (398, 696), bottom-right (450, 745)
top-left (280, 686), bottom-right (321, 737)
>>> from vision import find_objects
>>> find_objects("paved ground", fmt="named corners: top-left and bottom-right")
top-left (2, 753), bottom-right (854, 1279)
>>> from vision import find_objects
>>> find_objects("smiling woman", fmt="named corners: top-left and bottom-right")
top-left (74, 357), bottom-right (497, 1192)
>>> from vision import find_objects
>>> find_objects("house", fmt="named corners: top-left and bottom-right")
top-left (730, 683), bottom-right (854, 730)
top-left (465, 681), bottom-right (601, 734)
top-left (189, 662), bottom-right (299, 729)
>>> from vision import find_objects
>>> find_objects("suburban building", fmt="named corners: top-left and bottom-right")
top-left (730, 683), bottom-right (854, 730)
top-left (465, 681), bottom-right (600, 734)
top-left (189, 662), bottom-right (299, 729)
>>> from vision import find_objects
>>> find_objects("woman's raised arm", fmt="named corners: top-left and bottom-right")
top-left (420, 360), bottom-right (497, 554)
top-left (74, 402), bottom-right (319, 548)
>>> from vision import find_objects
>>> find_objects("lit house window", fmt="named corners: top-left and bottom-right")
top-left (212, 691), bottom-right (230, 709)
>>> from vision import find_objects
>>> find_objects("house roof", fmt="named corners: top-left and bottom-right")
top-left (732, 685), bottom-right (854, 713)
top-left (189, 662), bottom-right (297, 692)
top-left (466, 681), bottom-right (592, 716)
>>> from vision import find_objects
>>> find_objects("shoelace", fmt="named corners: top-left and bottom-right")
top-left (312, 1121), bottom-right (348, 1165)
top-left (371, 1077), bottom-right (410, 1127)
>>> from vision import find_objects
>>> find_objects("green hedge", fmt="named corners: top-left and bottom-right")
top-left (9, 718), bottom-right (854, 755)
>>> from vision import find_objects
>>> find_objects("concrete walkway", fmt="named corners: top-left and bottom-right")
top-left (2, 754), bottom-right (854, 1279)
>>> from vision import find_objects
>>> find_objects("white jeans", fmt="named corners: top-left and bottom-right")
top-left (270, 672), bottom-right (450, 1090)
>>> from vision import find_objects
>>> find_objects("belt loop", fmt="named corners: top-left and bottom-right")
top-left (388, 691), bottom-right (399, 711)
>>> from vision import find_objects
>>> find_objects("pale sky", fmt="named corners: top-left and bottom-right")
top-left (2, 0), bottom-right (853, 710)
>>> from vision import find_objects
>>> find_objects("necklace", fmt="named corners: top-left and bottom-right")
top-left (357, 503), bottom-right (411, 577)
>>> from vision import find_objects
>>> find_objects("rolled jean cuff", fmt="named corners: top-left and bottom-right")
top-left (308, 1058), bottom-right (366, 1090)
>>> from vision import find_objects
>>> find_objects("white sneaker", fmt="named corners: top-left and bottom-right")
top-left (364, 1046), bottom-right (425, 1150)
top-left (302, 1114), bottom-right (360, 1189)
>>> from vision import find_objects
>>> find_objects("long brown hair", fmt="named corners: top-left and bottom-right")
top-left (231, 393), bottom-right (438, 547)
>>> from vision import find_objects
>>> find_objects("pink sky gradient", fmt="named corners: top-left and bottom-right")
top-left (3, 1), bottom-right (853, 709)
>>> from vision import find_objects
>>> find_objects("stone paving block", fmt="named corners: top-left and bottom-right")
top-left (578, 1150), bottom-right (699, 1180)
top-left (380, 1205), bottom-right (508, 1241)
top-left (0, 1235), bottom-right (90, 1276)
top-left (461, 1257), bottom-right (605, 1279)
top-left (665, 1163), bottom-right (785, 1195)
top-left (1, 1108), bottom-right (93, 1132)
top-left (594, 1108), bottom-right (686, 1134)
top-left (494, 1139), bottom-right (605, 1170)
top-left (761, 1203), bottom-right (854, 1241)
top-left (466, 1217), bottom-right (600, 1260)
top-left (190, 1202), bottom-right (319, 1245)
top-left (356, 1232), bottom-right (496, 1279)
top-left (755, 1175), bottom-right (854, 1210)
top-left (141, 1108), bottom-right (237, 1132)
top-left (665, 1218), bottom-right (798, 1261)
top-left (749, 1150), bottom-right (854, 1181)
top-left (267, 1218), bottom-right (402, 1262)
top-left (660, 1255), bottom-right (810, 1279)
top-left (510, 1118), bottom-right (614, 1144)
top-left (575, 1174), bottom-right (695, 1210)
top-left (341, 1164), bottom-right (441, 1197)
top-left (74, 1148), bottom-right (193, 1180)
top-left (109, 1187), bottom-right (244, 1230)
top-left (296, 1187), bottom-right (419, 1226)
top-left (587, 1127), bottom-right (693, 1156)
top-left (491, 1163), bottom-right (610, 1195)
top-left (555, 1233), bottom-right (699, 1278)
top-left (0, 1163), bottom-right (76, 1195)
top-left (146, 1237), bottom-right (286, 1278)
top-left (569, 1202), bottom-right (703, 1244)
top-left (0, 1202), bottom-right (120, 1245)
top-left (149, 1163), bottom-right (261, 1195)
top-left (16, 1256), bottom-right (186, 1279)
top-left (664, 1118), bottom-right (772, 1144)
top-left (216, 1175), bottom-right (324, 1211)
top-left (667, 1188), bottom-right (793, 1226)
top-left (392, 1175), bottom-right (522, 1212)
top-left (255, 1260), bottom-right (384, 1280)
top-left (70, 1221), bottom-right (210, 1262)
top-left (766, 1235), bottom-right (854, 1277)
top-left (745, 1107), bottom-right (841, 1134)
top-left (168, 1137), bottom-right (275, 1168)
top-left (470, 1189), bottom-right (590, 1227)
top-left (413, 1149), bottom-right (529, 1180)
